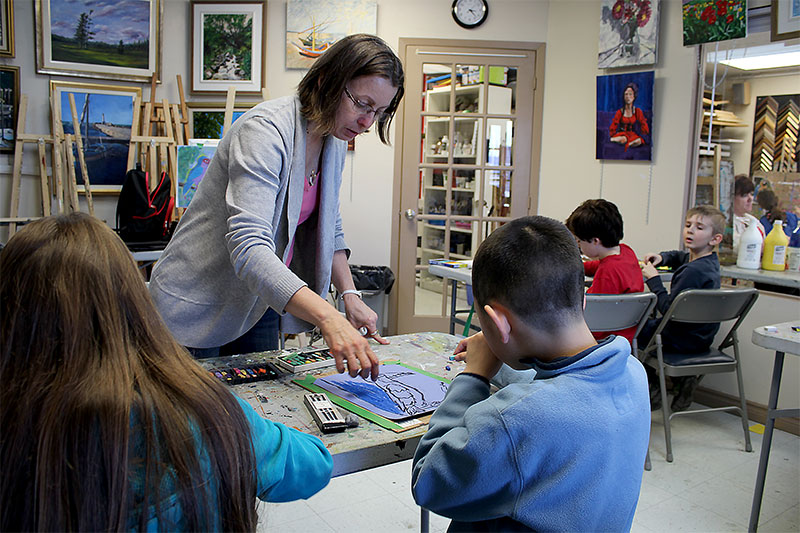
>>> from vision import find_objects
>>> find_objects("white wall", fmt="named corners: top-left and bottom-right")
top-left (538, 0), bottom-right (697, 257)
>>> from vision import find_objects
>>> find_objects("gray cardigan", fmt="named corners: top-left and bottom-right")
top-left (149, 96), bottom-right (349, 348)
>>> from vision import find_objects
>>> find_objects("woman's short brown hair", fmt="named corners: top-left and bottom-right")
top-left (298, 33), bottom-right (404, 144)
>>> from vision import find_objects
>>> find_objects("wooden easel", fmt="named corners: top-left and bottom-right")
top-left (66, 92), bottom-right (94, 215)
top-left (3, 95), bottom-right (55, 237)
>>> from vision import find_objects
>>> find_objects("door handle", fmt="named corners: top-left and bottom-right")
top-left (404, 209), bottom-right (417, 220)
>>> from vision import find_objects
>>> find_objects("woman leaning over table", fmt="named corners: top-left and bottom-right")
top-left (149, 34), bottom-right (405, 379)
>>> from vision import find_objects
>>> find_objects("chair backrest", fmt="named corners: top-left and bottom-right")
top-left (661, 288), bottom-right (758, 324)
top-left (584, 292), bottom-right (657, 336)
top-left (649, 288), bottom-right (759, 349)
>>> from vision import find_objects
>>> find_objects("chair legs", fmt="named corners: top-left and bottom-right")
top-left (644, 449), bottom-right (652, 471)
top-left (656, 346), bottom-right (674, 462)
top-left (734, 350), bottom-right (753, 453)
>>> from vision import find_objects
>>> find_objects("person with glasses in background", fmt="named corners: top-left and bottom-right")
top-left (149, 34), bottom-right (404, 380)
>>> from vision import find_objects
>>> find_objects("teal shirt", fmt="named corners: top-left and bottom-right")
top-left (129, 396), bottom-right (333, 530)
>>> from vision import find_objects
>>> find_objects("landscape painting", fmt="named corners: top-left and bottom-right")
top-left (286, 0), bottom-right (377, 69)
top-left (51, 81), bottom-right (141, 191)
top-left (35, 0), bottom-right (161, 82)
top-left (191, 2), bottom-right (265, 94)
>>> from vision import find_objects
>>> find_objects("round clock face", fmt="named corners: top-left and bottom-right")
top-left (452, 0), bottom-right (488, 29)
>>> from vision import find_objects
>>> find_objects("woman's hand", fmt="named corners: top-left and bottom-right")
top-left (285, 287), bottom-right (380, 380)
top-left (317, 310), bottom-right (380, 380)
top-left (343, 294), bottom-right (389, 345)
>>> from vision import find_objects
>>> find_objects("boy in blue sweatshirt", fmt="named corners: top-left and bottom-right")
top-left (411, 216), bottom-right (651, 532)
top-left (639, 205), bottom-right (725, 412)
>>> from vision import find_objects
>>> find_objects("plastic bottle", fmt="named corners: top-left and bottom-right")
top-left (761, 220), bottom-right (789, 271)
top-left (736, 221), bottom-right (763, 270)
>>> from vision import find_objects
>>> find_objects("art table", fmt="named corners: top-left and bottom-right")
top-left (197, 331), bottom-right (463, 475)
top-left (748, 322), bottom-right (800, 532)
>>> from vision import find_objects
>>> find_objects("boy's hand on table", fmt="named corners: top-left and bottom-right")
top-left (641, 260), bottom-right (659, 280)
top-left (453, 332), bottom-right (503, 380)
top-left (642, 253), bottom-right (662, 266)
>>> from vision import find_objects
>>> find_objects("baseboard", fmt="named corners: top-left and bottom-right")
top-left (694, 386), bottom-right (799, 436)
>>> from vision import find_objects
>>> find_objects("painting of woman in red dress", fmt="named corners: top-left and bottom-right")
top-left (596, 71), bottom-right (653, 161)
top-left (609, 83), bottom-right (649, 150)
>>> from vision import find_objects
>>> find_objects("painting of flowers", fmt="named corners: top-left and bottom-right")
top-left (683, 0), bottom-right (747, 46)
top-left (598, 0), bottom-right (660, 68)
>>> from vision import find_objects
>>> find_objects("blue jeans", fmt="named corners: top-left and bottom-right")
top-left (188, 308), bottom-right (280, 359)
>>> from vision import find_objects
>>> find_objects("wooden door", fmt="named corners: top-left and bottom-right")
top-left (391, 39), bottom-right (544, 334)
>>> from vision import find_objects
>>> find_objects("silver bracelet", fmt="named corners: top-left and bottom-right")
top-left (340, 289), bottom-right (362, 299)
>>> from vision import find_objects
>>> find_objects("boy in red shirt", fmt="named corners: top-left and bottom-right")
top-left (566, 199), bottom-right (644, 343)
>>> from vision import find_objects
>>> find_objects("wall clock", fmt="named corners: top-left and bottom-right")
top-left (452, 0), bottom-right (488, 29)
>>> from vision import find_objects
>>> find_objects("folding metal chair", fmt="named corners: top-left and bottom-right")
top-left (638, 288), bottom-right (759, 463)
top-left (584, 292), bottom-right (657, 471)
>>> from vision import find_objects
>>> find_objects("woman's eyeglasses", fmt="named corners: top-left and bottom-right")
top-left (344, 87), bottom-right (389, 120)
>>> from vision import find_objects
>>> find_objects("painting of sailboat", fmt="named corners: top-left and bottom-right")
top-left (51, 81), bottom-right (141, 190)
top-left (286, 0), bottom-right (377, 69)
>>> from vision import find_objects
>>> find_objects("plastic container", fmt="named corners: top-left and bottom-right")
top-left (761, 220), bottom-right (789, 271)
top-left (787, 247), bottom-right (800, 272)
top-left (736, 220), bottom-right (763, 270)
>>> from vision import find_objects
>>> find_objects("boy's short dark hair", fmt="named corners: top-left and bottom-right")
top-left (686, 205), bottom-right (726, 236)
top-left (472, 216), bottom-right (585, 331)
top-left (565, 199), bottom-right (624, 247)
top-left (734, 174), bottom-right (755, 197)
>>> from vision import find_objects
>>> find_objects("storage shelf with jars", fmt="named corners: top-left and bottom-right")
top-left (417, 79), bottom-right (512, 294)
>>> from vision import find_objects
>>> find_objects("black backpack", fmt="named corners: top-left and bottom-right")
top-left (116, 164), bottom-right (175, 250)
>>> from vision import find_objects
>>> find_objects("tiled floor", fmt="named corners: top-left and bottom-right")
top-left (258, 405), bottom-right (799, 532)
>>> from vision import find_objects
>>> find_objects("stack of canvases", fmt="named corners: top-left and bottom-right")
top-left (774, 99), bottom-right (799, 173)
top-left (751, 96), bottom-right (777, 174)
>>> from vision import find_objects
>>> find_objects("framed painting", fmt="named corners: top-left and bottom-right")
top-left (598, 0), bottom-right (660, 68)
top-left (682, 0), bottom-right (746, 46)
top-left (51, 81), bottom-right (141, 192)
top-left (191, 1), bottom-right (266, 95)
top-left (286, 0), bottom-right (376, 69)
top-left (187, 101), bottom-right (258, 139)
top-left (0, 0), bottom-right (15, 57)
top-left (0, 65), bottom-right (19, 153)
top-left (596, 71), bottom-right (654, 161)
top-left (771, 0), bottom-right (800, 41)
top-left (35, 0), bottom-right (161, 82)
top-left (176, 144), bottom-right (217, 208)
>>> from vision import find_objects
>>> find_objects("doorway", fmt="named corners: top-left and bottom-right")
top-left (390, 39), bottom-right (545, 334)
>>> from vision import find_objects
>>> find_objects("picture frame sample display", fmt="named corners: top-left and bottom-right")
top-left (191, 1), bottom-right (266, 95)
top-left (51, 81), bottom-right (142, 192)
top-left (771, 0), bottom-right (800, 41)
top-left (187, 101), bottom-right (258, 139)
top-left (598, 0), bottom-right (660, 68)
top-left (35, 0), bottom-right (162, 82)
top-left (0, 0), bottom-right (15, 57)
top-left (596, 71), bottom-right (654, 161)
top-left (682, 0), bottom-right (746, 46)
top-left (286, 0), bottom-right (377, 69)
top-left (0, 65), bottom-right (19, 153)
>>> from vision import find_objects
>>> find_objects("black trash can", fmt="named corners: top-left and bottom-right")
top-left (337, 265), bottom-right (395, 335)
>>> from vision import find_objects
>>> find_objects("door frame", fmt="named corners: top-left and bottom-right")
top-left (388, 38), bottom-right (546, 335)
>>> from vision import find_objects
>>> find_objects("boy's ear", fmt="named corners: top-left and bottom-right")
top-left (483, 303), bottom-right (512, 344)
top-left (710, 232), bottom-right (724, 246)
